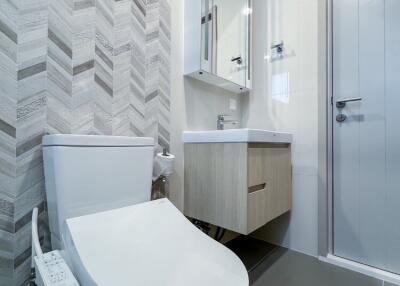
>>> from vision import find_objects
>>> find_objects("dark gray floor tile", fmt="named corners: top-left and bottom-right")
top-left (225, 235), bottom-right (278, 272)
top-left (252, 249), bottom-right (383, 286)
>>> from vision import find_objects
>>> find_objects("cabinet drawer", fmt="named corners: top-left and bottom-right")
top-left (247, 188), bottom-right (269, 233)
top-left (248, 147), bottom-right (266, 187)
top-left (247, 143), bottom-right (292, 233)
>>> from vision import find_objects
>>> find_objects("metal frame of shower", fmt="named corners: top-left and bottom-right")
top-left (317, 0), bottom-right (333, 258)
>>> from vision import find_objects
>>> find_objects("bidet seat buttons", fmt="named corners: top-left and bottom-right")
top-left (34, 250), bottom-right (79, 286)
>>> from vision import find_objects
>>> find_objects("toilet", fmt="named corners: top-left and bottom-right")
top-left (42, 134), bottom-right (249, 286)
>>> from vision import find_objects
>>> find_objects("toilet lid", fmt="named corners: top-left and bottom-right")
top-left (65, 199), bottom-right (249, 286)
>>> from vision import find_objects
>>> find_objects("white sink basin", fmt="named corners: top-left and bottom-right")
top-left (182, 129), bottom-right (292, 143)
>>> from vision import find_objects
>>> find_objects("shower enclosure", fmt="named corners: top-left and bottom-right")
top-left (331, 0), bottom-right (400, 275)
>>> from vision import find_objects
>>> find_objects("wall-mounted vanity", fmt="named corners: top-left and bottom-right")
top-left (183, 129), bottom-right (292, 234)
top-left (184, 0), bottom-right (252, 93)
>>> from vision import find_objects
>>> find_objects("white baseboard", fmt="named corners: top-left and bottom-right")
top-left (319, 254), bottom-right (400, 285)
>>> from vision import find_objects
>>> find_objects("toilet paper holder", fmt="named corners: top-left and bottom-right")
top-left (152, 147), bottom-right (175, 200)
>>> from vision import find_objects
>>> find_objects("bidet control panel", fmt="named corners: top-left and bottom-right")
top-left (34, 250), bottom-right (79, 286)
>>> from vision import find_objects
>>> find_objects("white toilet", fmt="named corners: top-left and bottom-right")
top-left (42, 134), bottom-right (249, 286)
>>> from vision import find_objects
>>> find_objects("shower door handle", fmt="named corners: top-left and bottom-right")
top-left (335, 97), bottom-right (362, 122)
top-left (336, 97), bottom-right (362, 108)
top-left (231, 56), bottom-right (243, 65)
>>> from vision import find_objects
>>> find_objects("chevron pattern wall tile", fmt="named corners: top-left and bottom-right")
top-left (0, 0), bottom-right (171, 284)
top-left (15, 0), bottom-right (49, 282)
top-left (144, 0), bottom-right (159, 145)
top-left (129, 0), bottom-right (147, 137)
top-left (0, 1), bottom-right (18, 284)
top-left (94, 0), bottom-right (132, 136)
top-left (111, 0), bottom-right (131, 136)
top-left (47, 0), bottom-right (96, 135)
top-left (156, 0), bottom-right (171, 150)
top-left (145, 0), bottom-right (171, 151)
top-left (0, 0), bottom-right (49, 284)
top-left (70, 0), bottom-right (96, 135)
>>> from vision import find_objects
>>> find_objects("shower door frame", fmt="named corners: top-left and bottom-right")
top-left (319, 0), bottom-right (333, 259)
top-left (319, 0), bottom-right (400, 283)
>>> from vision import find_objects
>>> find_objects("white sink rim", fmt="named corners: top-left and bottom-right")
top-left (182, 128), bottom-right (292, 143)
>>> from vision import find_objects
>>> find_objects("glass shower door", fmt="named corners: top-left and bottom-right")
top-left (333, 0), bottom-right (400, 274)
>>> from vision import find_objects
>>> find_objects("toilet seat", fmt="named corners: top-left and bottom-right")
top-left (64, 199), bottom-right (249, 286)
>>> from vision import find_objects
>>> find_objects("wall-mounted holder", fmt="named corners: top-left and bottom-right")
top-left (152, 147), bottom-right (175, 200)
top-left (272, 41), bottom-right (284, 54)
top-left (152, 175), bottom-right (168, 200)
top-left (265, 41), bottom-right (295, 63)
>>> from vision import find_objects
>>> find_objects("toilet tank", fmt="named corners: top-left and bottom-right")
top-left (42, 134), bottom-right (154, 247)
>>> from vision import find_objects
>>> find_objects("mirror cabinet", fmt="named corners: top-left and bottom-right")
top-left (184, 0), bottom-right (252, 93)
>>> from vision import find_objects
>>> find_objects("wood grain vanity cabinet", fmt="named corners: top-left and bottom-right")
top-left (184, 142), bottom-right (292, 235)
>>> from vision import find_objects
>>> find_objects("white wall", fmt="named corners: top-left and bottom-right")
top-left (242, 0), bottom-right (319, 256)
top-left (170, 0), bottom-right (320, 257)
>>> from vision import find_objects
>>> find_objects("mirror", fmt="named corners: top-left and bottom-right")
top-left (200, 0), bottom-right (251, 88)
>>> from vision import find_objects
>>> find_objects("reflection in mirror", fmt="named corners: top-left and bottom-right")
top-left (200, 0), bottom-right (251, 87)
top-left (201, 0), bottom-right (216, 74)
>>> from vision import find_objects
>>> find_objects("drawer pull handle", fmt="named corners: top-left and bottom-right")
top-left (248, 183), bottom-right (266, 193)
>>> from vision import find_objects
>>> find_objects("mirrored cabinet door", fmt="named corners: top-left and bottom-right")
top-left (200, 0), bottom-right (251, 87)
top-left (201, 0), bottom-right (215, 74)
top-left (185, 0), bottom-right (252, 93)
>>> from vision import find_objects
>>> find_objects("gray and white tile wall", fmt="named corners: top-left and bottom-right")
top-left (0, 0), bottom-right (171, 284)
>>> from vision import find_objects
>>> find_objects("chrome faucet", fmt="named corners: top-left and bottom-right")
top-left (217, 115), bottom-right (239, 130)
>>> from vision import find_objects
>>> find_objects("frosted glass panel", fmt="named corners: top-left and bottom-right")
top-left (333, 0), bottom-right (400, 274)
top-left (384, 0), bottom-right (400, 274)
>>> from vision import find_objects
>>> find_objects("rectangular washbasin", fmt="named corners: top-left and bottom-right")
top-left (182, 129), bottom-right (292, 143)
